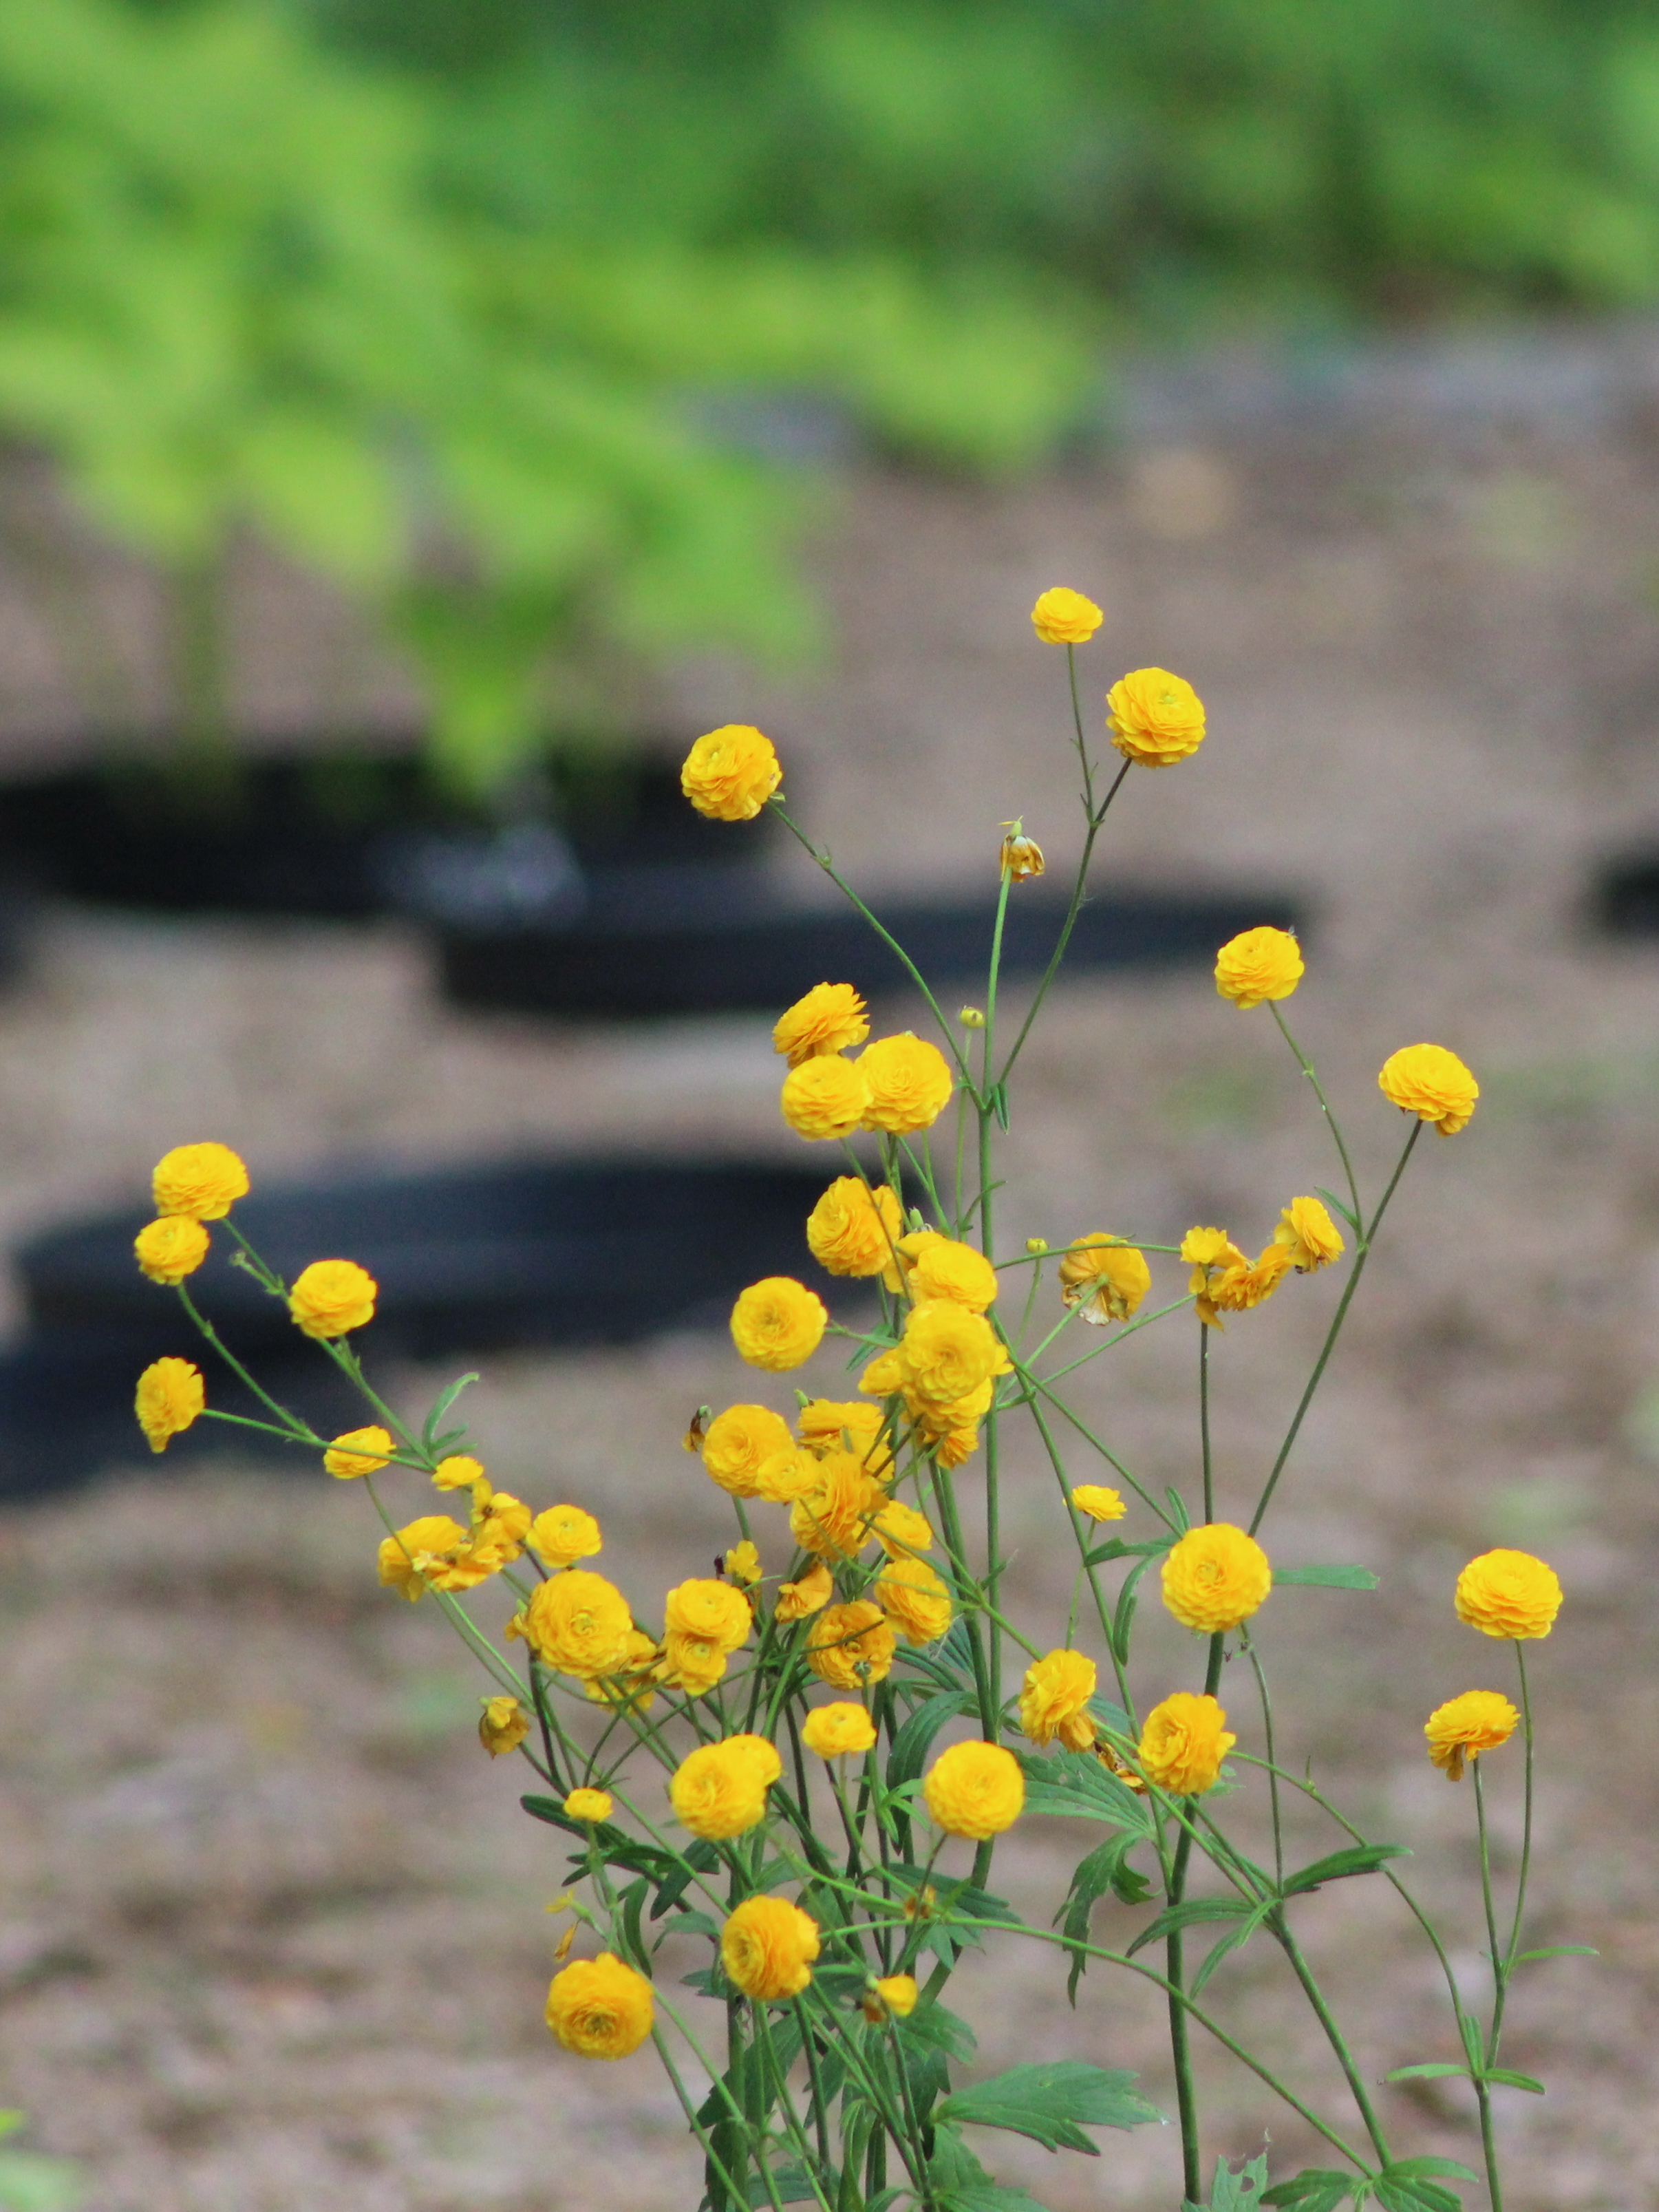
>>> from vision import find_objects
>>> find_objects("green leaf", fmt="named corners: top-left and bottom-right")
top-left (886, 1690), bottom-right (978, 1792)
top-left (1261, 2170), bottom-right (1358, 2211)
top-left (1016, 1747), bottom-right (1155, 1828)
top-left (1125, 1895), bottom-right (1253, 1959)
top-left (1479, 2070), bottom-right (1544, 2094)
top-left (1082, 1536), bottom-right (1174, 1569)
top-left (1190, 1901), bottom-right (1276, 1995)
top-left (420, 1371), bottom-right (480, 1449)
top-left (927, 2127), bottom-right (1046, 2211)
top-left (1191, 2153), bottom-right (1271, 2211)
top-left (0, 2149), bottom-right (85, 2212)
top-left (1281, 1844), bottom-right (1410, 1895)
top-left (1166, 1487), bottom-right (1192, 1533)
top-left (1386, 2063), bottom-right (1470, 2083)
top-left (1514, 1944), bottom-right (1597, 1962)
top-left (896, 2000), bottom-right (977, 2063)
top-left (936, 2061), bottom-right (1161, 2153)
top-left (1372, 2156), bottom-right (1477, 2211)
top-left (1314, 1187), bottom-right (1362, 1233)
top-left (1274, 1565), bottom-right (1380, 1590)
top-left (1056, 1829), bottom-right (1155, 1997)
top-left (1110, 1550), bottom-right (1165, 1665)
top-left (1457, 2011), bottom-right (1486, 2073)
top-left (742, 2165), bottom-right (820, 2206)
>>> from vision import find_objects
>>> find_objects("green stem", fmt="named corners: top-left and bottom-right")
top-left (1495, 1641), bottom-right (1535, 2048)
top-left (1166, 1632), bottom-right (1225, 2202)
top-left (1272, 1915), bottom-right (1391, 2165)
top-left (1199, 1321), bottom-right (1213, 1523)
top-left (1269, 1001), bottom-right (1363, 1230)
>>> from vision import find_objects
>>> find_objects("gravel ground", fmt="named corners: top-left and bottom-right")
top-left (3, 361), bottom-right (1659, 2210)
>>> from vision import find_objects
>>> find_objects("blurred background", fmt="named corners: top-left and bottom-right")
top-left (3, 2), bottom-right (1659, 2206)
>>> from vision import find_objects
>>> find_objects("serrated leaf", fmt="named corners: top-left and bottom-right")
top-left (1274, 1564), bottom-right (1380, 1590)
top-left (1314, 1187), bottom-right (1362, 1232)
top-left (1261, 2169), bottom-right (1356, 2211)
top-left (1125, 1895), bottom-right (1252, 1959)
top-left (1281, 1843), bottom-right (1409, 1895)
top-left (1372, 2157), bottom-right (1476, 2212)
top-left (1016, 1747), bottom-right (1155, 1828)
top-left (896, 2001), bottom-right (977, 2063)
top-left (928, 2127), bottom-right (1047, 2211)
top-left (1514, 1944), bottom-right (1597, 1962)
top-left (1058, 1832), bottom-right (1153, 2001)
top-left (936, 2061), bottom-right (1160, 2153)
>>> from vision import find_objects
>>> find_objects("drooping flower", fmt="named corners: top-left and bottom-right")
top-left (721, 1896), bottom-right (820, 2001)
top-left (1162, 1524), bottom-right (1272, 1634)
top-left (858, 1034), bottom-right (955, 1135)
top-left (377, 1514), bottom-right (500, 1601)
top-left (478, 1696), bottom-right (530, 1757)
top-left (998, 825), bottom-right (1046, 882)
top-left (701, 1405), bottom-right (795, 1498)
top-left (529, 1504), bottom-right (603, 1569)
top-left (1071, 1484), bottom-right (1126, 1522)
top-left (775, 1561), bottom-right (833, 1622)
top-left (545, 1953), bottom-right (654, 2059)
top-left (134, 1356), bottom-right (204, 1453)
top-left (1030, 586), bottom-right (1103, 644)
top-left (806, 1600), bottom-right (897, 1690)
top-left (923, 1740), bottom-right (1025, 1838)
top-left (730, 1277), bottom-right (827, 1371)
top-left (1378, 1044), bottom-right (1479, 1136)
top-left (802, 1703), bottom-right (877, 1758)
top-left (681, 724), bottom-right (782, 821)
top-left (1019, 1648), bottom-right (1098, 1751)
top-left (1138, 1693), bottom-right (1234, 1795)
top-left (1057, 1234), bottom-right (1151, 1325)
top-left (1273, 1196), bottom-right (1345, 1272)
top-left (774, 982), bottom-right (870, 1067)
top-left (1208, 1241), bottom-right (1292, 1317)
top-left (323, 1425), bottom-right (393, 1480)
top-left (135, 1215), bottom-right (208, 1284)
top-left (1214, 926), bottom-right (1303, 1010)
top-left (806, 1178), bottom-right (904, 1283)
top-left (151, 1141), bottom-right (250, 1220)
top-left (781, 1056), bottom-right (870, 1140)
top-left (289, 1258), bottom-right (378, 1339)
top-left (1181, 1225), bottom-right (1251, 1328)
top-left (1106, 667), bottom-right (1206, 767)
top-left (1454, 1549), bottom-right (1562, 1640)
top-left (1424, 1690), bottom-right (1519, 1780)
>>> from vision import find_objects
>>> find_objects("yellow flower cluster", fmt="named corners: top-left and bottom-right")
top-left (657, 1576), bottom-right (753, 1694)
top-left (861, 1297), bottom-right (1011, 1466)
top-left (923, 1740), bottom-right (1025, 1838)
top-left (806, 1176), bottom-right (903, 1282)
top-left (1020, 1648), bottom-right (1098, 1750)
top-left (380, 1487), bottom-right (533, 1602)
top-left (1181, 1224), bottom-right (1290, 1328)
top-left (774, 986), bottom-right (956, 1141)
top-left (722, 1896), bottom-right (820, 1999)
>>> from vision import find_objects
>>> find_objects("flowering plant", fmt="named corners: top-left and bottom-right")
top-left (132, 598), bottom-right (1571, 2212)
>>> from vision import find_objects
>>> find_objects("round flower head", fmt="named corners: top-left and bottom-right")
top-left (134, 1356), bottom-right (204, 1453)
top-left (1162, 1523), bottom-right (1272, 1634)
top-left (798, 1398), bottom-right (892, 1478)
top-left (899, 1232), bottom-right (998, 1314)
top-left (774, 982), bottom-right (869, 1067)
top-left (923, 1739), bottom-right (1025, 1840)
top-left (564, 1786), bottom-right (614, 1822)
top-left (730, 1277), bottom-right (827, 1372)
top-left (1424, 1690), bottom-right (1519, 1780)
top-left (702, 1404), bottom-right (795, 1498)
top-left (781, 1055), bottom-right (870, 1141)
top-left (1058, 1233), bottom-right (1150, 1325)
top-left (876, 1557), bottom-right (954, 1646)
top-left (663, 1577), bottom-right (752, 1655)
top-left (754, 1444), bottom-right (822, 1503)
top-left (1454, 1549), bottom-right (1562, 1640)
top-left (1071, 1483), bottom-right (1126, 1522)
top-left (135, 1215), bottom-right (208, 1285)
top-left (1031, 586), bottom-right (1103, 644)
top-left (515, 1569), bottom-right (636, 1677)
top-left (681, 723), bottom-right (782, 821)
top-left (545, 1953), bottom-right (654, 2059)
top-left (802, 1703), bottom-right (877, 1758)
top-left (1106, 667), bottom-right (1206, 767)
top-left (529, 1504), bottom-right (603, 1569)
top-left (1273, 1196), bottom-right (1345, 1273)
top-left (806, 1599), bottom-right (897, 1690)
top-left (721, 1895), bottom-right (820, 2001)
top-left (152, 1141), bottom-right (250, 1221)
top-left (873, 1497), bottom-right (933, 1556)
top-left (775, 1561), bottom-right (833, 1621)
top-left (478, 1695), bottom-right (530, 1757)
top-left (656, 1632), bottom-right (728, 1697)
top-left (1378, 1043), bottom-right (1479, 1136)
top-left (323, 1425), bottom-right (392, 1480)
top-left (1138, 1692), bottom-right (1235, 1796)
top-left (899, 1301), bottom-right (1009, 1422)
top-left (670, 1736), bottom-right (780, 1840)
top-left (289, 1258), bottom-right (377, 1339)
top-left (859, 1034), bottom-right (954, 1135)
top-left (432, 1453), bottom-right (486, 1493)
top-left (725, 1540), bottom-right (762, 1586)
top-left (377, 1514), bottom-right (471, 1600)
top-left (866, 1974), bottom-right (919, 2021)
top-left (789, 1449), bottom-right (883, 1560)
top-left (1208, 1242), bottom-right (1292, 1318)
top-left (807, 1178), bottom-right (903, 1282)
top-left (1020, 1648), bottom-right (1098, 1751)
top-left (1214, 926), bottom-right (1303, 1010)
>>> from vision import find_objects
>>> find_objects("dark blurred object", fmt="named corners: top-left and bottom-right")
top-left (1592, 852), bottom-right (1659, 939)
top-left (0, 1151), bottom-right (836, 1496)
top-left (439, 887), bottom-right (1309, 1018)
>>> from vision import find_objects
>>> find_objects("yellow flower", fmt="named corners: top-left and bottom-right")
top-left (472, 1491), bottom-right (531, 1565)
top-left (1214, 926), bottom-right (1303, 1010)
top-left (1030, 586), bottom-right (1103, 645)
top-left (1454, 1549), bottom-right (1562, 1640)
top-left (432, 1452), bottom-right (486, 1491)
top-left (876, 1557), bottom-right (954, 1646)
top-left (681, 723), bottom-right (782, 821)
top-left (289, 1258), bottom-right (378, 1339)
top-left (377, 1514), bottom-right (472, 1599)
top-left (479, 1695), bottom-right (531, 1757)
top-left (859, 1034), bottom-right (955, 1134)
top-left (936, 1420), bottom-right (983, 1469)
top-left (899, 1301), bottom-right (1009, 1423)
top-left (789, 1449), bottom-right (883, 1560)
top-left (1425, 1690), bottom-right (1520, 1780)
top-left (515, 1570), bottom-right (636, 1677)
top-left (775, 1560), bottom-right (833, 1622)
top-left (998, 825), bottom-right (1046, 882)
top-left (1273, 1196), bottom-right (1345, 1273)
top-left (656, 1631), bottom-right (729, 1696)
top-left (781, 1056), bottom-right (870, 1140)
top-left (865, 1973), bottom-right (919, 2021)
top-left (1181, 1224), bottom-right (1250, 1328)
top-left (323, 1425), bottom-right (392, 1480)
top-left (529, 1504), bottom-right (603, 1569)
top-left (151, 1141), bottom-right (250, 1221)
top-left (873, 1498), bottom-right (933, 1556)
top-left (725, 1540), bottom-right (762, 1586)
top-left (730, 1277), bottom-right (827, 1371)
top-left (858, 1348), bottom-right (906, 1399)
top-left (802, 1703), bottom-right (877, 1758)
top-left (1208, 1241), bottom-right (1292, 1317)
top-left (584, 1629), bottom-right (660, 1717)
top-left (134, 1356), bottom-right (204, 1454)
top-left (807, 1178), bottom-right (904, 1283)
top-left (806, 1600), bottom-right (897, 1689)
top-left (670, 1736), bottom-right (781, 1840)
top-left (1138, 1692), bottom-right (1235, 1795)
top-left (1162, 1523), bottom-right (1272, 1633)
top-left (1020, 1648), bottom-right (1098, 1750)
top-left (564, 1786), bottom-right (614, 1821)
top-left (721, 1896), bottom-right (820, 2001)
top-left (1379, 1043), bottom-right (1479, 1136)
top-left (702, 1404), bottom-right (795, 1498)
top-left (1106, 667), bottom-right (1206, 767)
top-left (664, 1577), bottom-right (752, 1655)
top-left (755, 1445), bottom-right (822, 1502)
top-left (774, 982), bottom-right (870, 1067)
top-left (899, 1231), bottom-right (999, 1313)
top-left (923, 1740), bottom-right (1025, 1839)
top-left (135, 1215), bottom-right (208, 1284)
top-left (1057, 1233), bottom-right (1150, 1325)
top-left (1071, 1484), bottom-right (1126, 1522)
top-left (545, 1953), bottom-right (654, 2059)
top-left (798, 1399), bottom-right (892, 1478)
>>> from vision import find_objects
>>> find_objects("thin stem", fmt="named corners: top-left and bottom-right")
top-left (1165, 1632), bottom-right (1225, 2202)
top-left (1269, 1001), bottom-right (1363, 1230)
top-left (1272, 1915), bottom-right (1392, 2165)
top-left (1241, 1632), bottom-right (1284, 1891)
top-left (1199, 1321), bottom-right (1214, 1523)
top-left (1495, 1641), bottom-right (1536, 2045)
top-left (997, 761), bottom-right (1133, 1089)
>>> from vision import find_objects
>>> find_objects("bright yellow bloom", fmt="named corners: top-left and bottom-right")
top-left (923, 1740), bottom-right (1025, 1839)
top-left (867, 1973), bottom-right (919, 2020)
top-left (802, 1703), bottom-right (877, 1758)
top-left (432, 1452), bottom-right (486, 1492)
top-left (473, 1491), bottom-right (531, 1565)
top-left (730, 1277), bottom-right (827, 1371)
top-left (135, 1215), bottom-right (208, 1284)
top-left (670, 1736), bottom-right (780, 1840)
top-left (151, 1141), bottom-right (250, 1221)
top-left (754, 1444), bottom-right (822, 1502)
top-left (289, 1258), bottom-right (378, 1339)
top-left (529, 1504), bottom-right (603, 1569)
top-left (999, 827), bottom-right (1046, 882)
top-left (1020, 1648), bottom-right (1098, 1751)
top-left (789, 1449), bottom-right (883, 1560)
top-left (1106, 667), bottom-right (1206, 767)
top-left (545, 1953), bottom-right (654, 2059)
top-left (583, 1628), bottom-right (659, 1717)
top-left (681, 723), bottom-right (782, 821)
top-left (899, 1301), bottom-right (1010, 1423)
top-left (1162, 1523), bottom-right (1272, 1633)
top-left (807, 1178), bottom-right (904, 1282)
top-left (1214, 926), bottom-right (1303, 1010)
top-left (935, 1419), bottom-right (983, 1468)
top-left (798, 1399), bottom-right (892, 1478)
top-left (479, 1695), bottom-right (530, 1757)
top-left (774, 982), bottom-right (870, 1067)
top-left (656, 1631), bottom-right (729, 1696)
top-left (725, 1540), bottom-right (762, 1586)
top-left (1071, 1484), bottom-right (1126, 1522)
top-left (1181, 1225), bottom-right (1250, 1328)
top-left (1031, 586), bottom-right (1103, 644)
top-left (775, 1560), bottom-right (833, 1622)
top-left (1208, 1241), bottom-right (1292, 1317)
top-left (859, 1034), bottom-right (955, 1134)
top-left (564, 1786), bottom-right (614, 1822)
top-left (721, 1896), bottom-right (820, 2001)
top-left (873, 1497), bottom-right (933, 1556)
top-left (664, 1577), bottom-right (752, 1654)
top-left (1138, 1693), bottom-right (1235, 1795)
top-left (702, 1404), bottom-right (795, 1498)
top-left (323, 1425), bottom-right (392, 1480)
top-left (899, 1231), bottom-right (998, 1313)
top-left (1425, 1690), bottom-right (1519, 1780)
top-left (134, 1355), bottom-right (204, 1452)
top-left (781, 1055), bottom-right (870, 1140)
top-left (1274, 1196), bottom-right (1345, 1272)
top-left (1058, 1234), bottom-right (1150, 1325)
top-left (1455, 1549), bottom-right (1562, 1640)
top-left (377, 1513), bottom-right (509, 1600)
top-left (514, 1569), bottom-right (636, 1677)
top-left (806, 1600), bottom-right (897, 1690)
top-left (1379, 1043), bottom-right (1479, 1136)
top-left (877, 1557), bottom-right (954, 1646)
